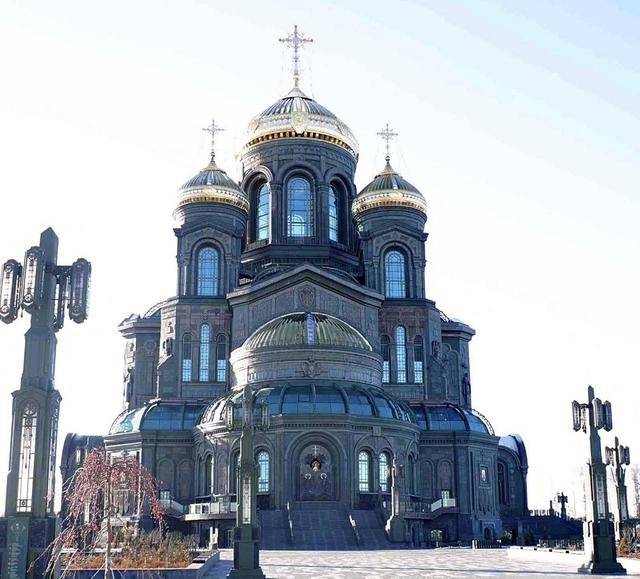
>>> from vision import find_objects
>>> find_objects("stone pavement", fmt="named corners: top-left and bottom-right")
top-left (207, 548), bottom-right (640, 578)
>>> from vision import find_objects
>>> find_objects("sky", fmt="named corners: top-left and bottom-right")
top-left (0, 0), bottom-right (639, 516)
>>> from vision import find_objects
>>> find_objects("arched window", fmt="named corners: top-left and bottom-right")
top-left (230, 452), bottom-right (240, 494)
top-left (358, 451), bottom-right (371, 492)
top-left (328, 185), bottom-right (339, 242)
top-left (395, 326), bottom-right (407, 384)
top-left (407, 456), bottom-right (416, 495)
top-left (257, 450), bottom-right (270, 493)
top-left (413, 335), bottom-right (424, 384)
top-left (287, 177), bottom-right (314, 237)
top-left (17, 402), bottom-right (38, 512)
top-left (256, 183), bottom-right (270, 241)
top-left (378, 452), bottom-right (390, 492)
top-left (216, 334), bottom-right (227, 383)
top-left (199, 324), bottom-right (210, 382)
top-left (498, 462), bottom-right (508, 505)
top-left (182, 333), bottom-right (192, 382)
top-left (381, 336), bottom-right (391, 383)
top-left (384, 250), bottom-right (406, 298)
top-left (204, 455), bottom-right (213, 496)
top-left (196, 247), bottom-right (219, 296)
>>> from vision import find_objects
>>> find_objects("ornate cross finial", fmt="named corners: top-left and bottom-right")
top-left (202, 119), bottom-right (224, 161)
top-left (377, 123), bottom-right (398, 162)
top-left (279, 24), bottom-right (313, 89)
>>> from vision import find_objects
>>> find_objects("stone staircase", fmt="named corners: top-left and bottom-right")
top-left (258, 509), bottom-right (291, 549)
top-left (290, 501), bottom-right (359, 550)
top-left (350, 509), bottom-right (397, 549)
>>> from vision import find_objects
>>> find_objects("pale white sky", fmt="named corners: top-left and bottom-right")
top-left (1, 0), bottom-right (639, 515)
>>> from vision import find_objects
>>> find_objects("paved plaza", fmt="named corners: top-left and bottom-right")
top-left (209, 549), bottom-right (640, 578)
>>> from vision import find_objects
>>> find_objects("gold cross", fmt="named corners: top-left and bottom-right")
top-left (377, 123), bottom-right (398, 161)
top-left (279, 25), bottom-right (314, 88)
top-left (202, 119), bottom-right (225, 161)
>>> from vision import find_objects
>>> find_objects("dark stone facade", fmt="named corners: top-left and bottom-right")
top-left (77, 86), bottom-right (529, 548)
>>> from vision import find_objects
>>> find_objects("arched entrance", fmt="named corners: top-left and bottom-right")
top-left (297, 443), bottom-right (336, 501)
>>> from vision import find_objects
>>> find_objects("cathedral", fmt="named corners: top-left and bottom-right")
top-left (63, 28), bottom-right (529, 549)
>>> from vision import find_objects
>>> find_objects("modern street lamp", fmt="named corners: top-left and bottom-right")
top-left (572, 386), bottom-right (626, 575)
top-left (605, 437), bottom-right (630, 542)
top-left (1, 227), bottom-right (91, 579)
top-left (226, 384), bottom-right (269, 579)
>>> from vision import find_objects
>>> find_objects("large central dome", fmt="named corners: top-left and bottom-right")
top-left (244, 87), bottom-right (359, 157)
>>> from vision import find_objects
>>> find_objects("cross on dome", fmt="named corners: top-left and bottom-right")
top-left (202, 119), bottom-right (225, 161)
top-left (377, 123), bottom-right (398, 162)
top-left (279, 24), bottom-right (313, 89)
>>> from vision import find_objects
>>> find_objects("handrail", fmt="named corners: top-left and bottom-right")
top-left (348, 513), bottom-right (361, 546)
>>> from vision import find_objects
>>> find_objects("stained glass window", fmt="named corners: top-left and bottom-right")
top-left (256, 183), bottom-right (270, 241)
top-left (381, 336), bottom-right (390, 383)
top-left (197, 247), bottom-right (219, 296)
top-left (257, 451), bottom-right (270, 492)
top-left (358, 451), bottom-right (371, 492)
top-left (216, 334), bottom-right (227, 382)
top-left (378, 452), bottom-right (390, 492)
top-left (328, 185), bottom-right (338, 242)
top-left (413, 335), bottom-right (424, 384)
top-left (182, 334), bottom-right (192, 382)
top-left (17, 402), bottom-right (38, 512)
top-left (384, 250), bottom-right (406, 298)
top-left (199, 324), bottom-right (210, 382)
top-left (287, 177), bottom-right (314, 237)
top-left (396, 326), bottom-right (407, 383)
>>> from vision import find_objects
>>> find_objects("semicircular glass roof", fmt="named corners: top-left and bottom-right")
top-left (110, 402), bottom-right (205, 434)
top-left (199, 384), bottom-right (412, 425)
top-left (244, 312), bottom-right (372, 352)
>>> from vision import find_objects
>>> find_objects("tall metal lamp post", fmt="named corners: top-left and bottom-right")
top-left (605, 438), bottom-right (630, 542)
top-left (572, 386), bottom-right (626, 575)
top-left (226, 384), bottom-right (269, 579)
top-left (1, 228), bottom-right (90, 579)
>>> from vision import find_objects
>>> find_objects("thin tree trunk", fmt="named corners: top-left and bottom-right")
top-left (105, 466), bottom-right (111, 579)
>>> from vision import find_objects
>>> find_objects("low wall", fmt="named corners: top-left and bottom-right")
top-left (67, 549), bottom-right (220, 579)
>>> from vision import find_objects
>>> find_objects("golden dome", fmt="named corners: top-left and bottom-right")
top-left (352, 158), bottom-right (427, 217)
top-left (244, 87), bottom-right (359, 157)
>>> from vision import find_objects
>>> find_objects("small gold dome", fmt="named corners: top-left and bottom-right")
top-left (352, 158), bottom-right (427, 217)
top-left (175, 155), bottom-right (249, 214)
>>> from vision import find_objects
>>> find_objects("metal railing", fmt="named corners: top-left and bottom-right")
top-left (401, 498), bottom-right (457, 514)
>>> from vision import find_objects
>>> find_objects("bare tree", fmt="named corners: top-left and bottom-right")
top-left (37, 448), bottom-right (164, 578)
top-left (632, 465), bottom-right (640, 519)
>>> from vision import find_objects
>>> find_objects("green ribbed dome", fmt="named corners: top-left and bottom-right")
top-left (245, 312), bottom-right (372, 351)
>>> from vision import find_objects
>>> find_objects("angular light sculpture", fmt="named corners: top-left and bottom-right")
top-left (21, 246), bottom-right (45, 313)
top-left (69, 258), bottom-right (91, 323)
top-left (0, 259), bottom-right (22, 323)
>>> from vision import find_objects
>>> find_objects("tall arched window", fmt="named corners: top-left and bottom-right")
top-left (413, 335), bottom-right (424, 384)
top-left (230, 452), bottom-right (240, 494)
top-left (395, 326), bottom-right (407, 383)
top-left (328, 185), bottom-right (338, 242)
top-left (287, 176), bottom-right (314, 237)
top-left (358, 451), bottom-right (371, 492)
top-left (182, 333), bottom-right (192, 382)
top-left (256, 183), bottom-right (270, 241)
top-left (381, 336), bottom-right (391, 384)
top-left (204, 455), bottom-right (213, 495)
top-left (407, 456), bottom-right (416, 495)
top-left (378, 452), bottom-right (390, 492)
top-left (216, 334), bottom-right (227, 383)
top-left (196, 247), bottom-right (219, 296)
top-left (199, 324), bottom-right (210, 382)
top-left (257, 450), bottom-right (270, 492)
top-left (384, 250), bottom-right (406, 298)
top-left (498, 462), bottom-right (507, 505)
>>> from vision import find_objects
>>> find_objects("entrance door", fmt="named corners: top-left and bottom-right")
top-left (298, 443), bottom-right (335, 501)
